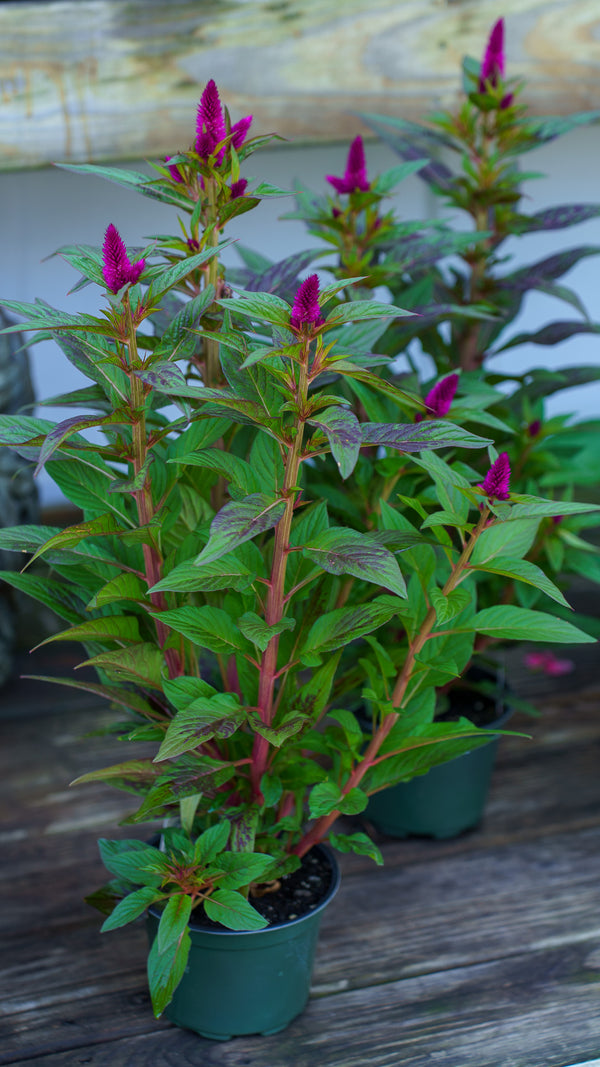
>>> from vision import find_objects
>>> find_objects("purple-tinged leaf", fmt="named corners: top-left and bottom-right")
top-left (303, 528), bottom-right (407, 597)
top-left (361, 421), bottom-right (491, 451)
top-left (500, 246), bottom-right (600, 293)
top-left (301, 595), bottom-right (403, 661)
top-left (136, 362), bottom-right (188, 390)
top-left (520, 204), bottom-right (600, 232)
top-left (220, 291), bottom-right (291, 327)
top-left (79, 644), bottom-right (165, 690)
top-left (34, 414), bottom-right (126, 475)
top-left (243, 248), bottom-right (324, 297)
top-left (155, 694), bottom-right (245, 761)
top-left (495, 321), bottom-right (600, 352)
top-left (526, 112), bottom-right (600, 147)
top-left (308, 406), bottom-right (361, 478)
top-left (194, 494), bottom-right (287, 567)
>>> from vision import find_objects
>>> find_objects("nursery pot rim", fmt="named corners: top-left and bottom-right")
top-left (147, 842), bottom-right (341, 937)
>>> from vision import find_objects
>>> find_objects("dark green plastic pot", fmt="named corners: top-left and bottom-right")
top-left (146, 845), bottom-right (340, 1040)
top-left (365, 681), bottom-right (513, 840)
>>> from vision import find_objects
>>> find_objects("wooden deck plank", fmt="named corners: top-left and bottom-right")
top-left (3, 824), bottom-right (600, 1061)
top-left (2, 944), bottom-right (600, 1067)
top-left (3, 648), bottom-right (600, 1065)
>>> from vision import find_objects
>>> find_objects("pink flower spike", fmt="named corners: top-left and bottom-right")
top-left (290, 274), bottom-right (325, 330)
top-left (481, 452), bottom-right (511, 501)
top-left (230, 178), bottom-right (248, 200)
top-left (326, 136), bottom-right (370, 195)
top-left (196, 80), bottom-right (227, 163)
top-left (479, 18), bottom-right (505, 91)
top-left (231, 115), bottom-right (253, 150)
top-left (102, 224), bottom-right (145, 294)
top-left (424, 373), bottom-right (459, 418)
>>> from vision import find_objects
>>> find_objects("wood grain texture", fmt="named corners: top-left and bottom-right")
top-left (1, 0), bottom-right (599, 171)
top-left (2, 647), bottom-right (600, 1065)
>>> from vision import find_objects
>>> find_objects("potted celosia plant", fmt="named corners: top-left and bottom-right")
top-left (0, 80), bottom-right (596, 1039)
top-left (285, 18), bottom-right (600, 837)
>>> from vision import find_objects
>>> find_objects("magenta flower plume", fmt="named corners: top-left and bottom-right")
top-left (481, 452), bottom-right (511, 501)
top-left (231, 115), bottom-right (253, 150)
top-left (326, 136), bottom-right (370, 195)
top-left (479, 18), bottom-right (505, 90)
top-left (290, 274), bottom-right (325, 330)
top-left (230, 178), bottom-right (248, 200)
top-left (102, 224), bottom-right (145, 293)
top-left (196, 80), bottom-right (227, 162)
top-left (425, 373), bottom-right (459, 417)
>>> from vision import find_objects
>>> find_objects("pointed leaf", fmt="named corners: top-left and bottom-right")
top-left (101, 887), bottom-right (162, 932)
top-left (362, 421), bottom-right (491, 452)
top-left (470, 606), bottom-right (595, 643)
top-left (238, 612), bottom-right (295, 652)
top-left (155, 695), bottom-right (244, 761)
top-left (303, 528), bottom-right (406, 597)
top-left (194, 494), bottom-right (286, 566)
top-left (203, 889), bottom-right (268, 931)
top-left (150, 606), bottom-right (246, 655)
top-left (308, 406), bottom-right (361, 478)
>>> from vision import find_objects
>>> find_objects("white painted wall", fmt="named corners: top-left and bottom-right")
top-left (1, 129), bottom-right (599, 506)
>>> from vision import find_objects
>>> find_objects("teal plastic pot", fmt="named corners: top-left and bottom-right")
top-left (365, 683), bottom-right (513, 840)
top-left (146, 845), bottom-right (340, 1040)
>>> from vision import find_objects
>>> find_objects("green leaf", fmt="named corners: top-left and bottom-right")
top-left (101, 887), bottom-right (161, 932)
top-left (471, 519), bottom-right (540, 564)
top-left (150, 605), bottom-right (246, 655)
top-left (302, 596), bottom-right (402, 661)
top-left (150, 555), bottom-right (253, 594)
top-left (27, 513), bottom-right (123, 565)
top-left (238, 611), bottom-right (295, 652)
top-left (194, 494), bottom-right (286, 567)
top-left (36, 615), bottom-right (141, 649)
top-left (87, 572), bottom-right (147, 609)
top-left (155, 694), bottom-right (244, 761)
top-left (302, 528), bottom-right (406, 597)
top-left (220, 291), bottom-right (291, 327)
top-left (157, 895), bottom-right (193, 954)
top-left (147, 925), bottom-right (191, 1017)
top-left (308, 406), bottom-right (361, 479)
top-left (147, 244), bottom-right (233, 300)
top-left (326, 300), bottom-right (410, 324)
top-left (79, 644), bottom-right (165, 689)
top-left (252, 712), bottom-right (307, 747)
top-left (506, 495), bottom-right (600, 521)
top-left (0, 570), bottom-right (84, 624)
top-left (203, 889), bottom-right (269, 931)
top-left (362, 420), bottom-right (491, 452)
top-left (329, 831), bottom-right (383, 866)
top-left (170, 447), bottom-right (260, 493)
top-left (216, 852), bottom-right (275, 890)
top-left (429, 587), bottom-right (472, 624)
top-left (470, 605), bottom-right (595, 644)
top-left (471, 557), bottom-right (571, 608)
top-left (98, 840), bottom-right (167, 886)
top-left (194, 822), bottom-right (230, 864)
top-left (309, 781), bottom-right (368, 818)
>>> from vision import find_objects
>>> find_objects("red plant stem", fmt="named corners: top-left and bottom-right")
top-left (293, 508), bottom-right (490, 857)
top-left (250, 345), bottom-right (310, 798)
top-left (124, 296), bottom-right (182, 678)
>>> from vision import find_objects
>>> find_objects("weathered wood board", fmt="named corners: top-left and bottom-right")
top-left (1, 0), bottom-right (599, 171)
top-left (2, 638), bottom-right (600, 1066)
